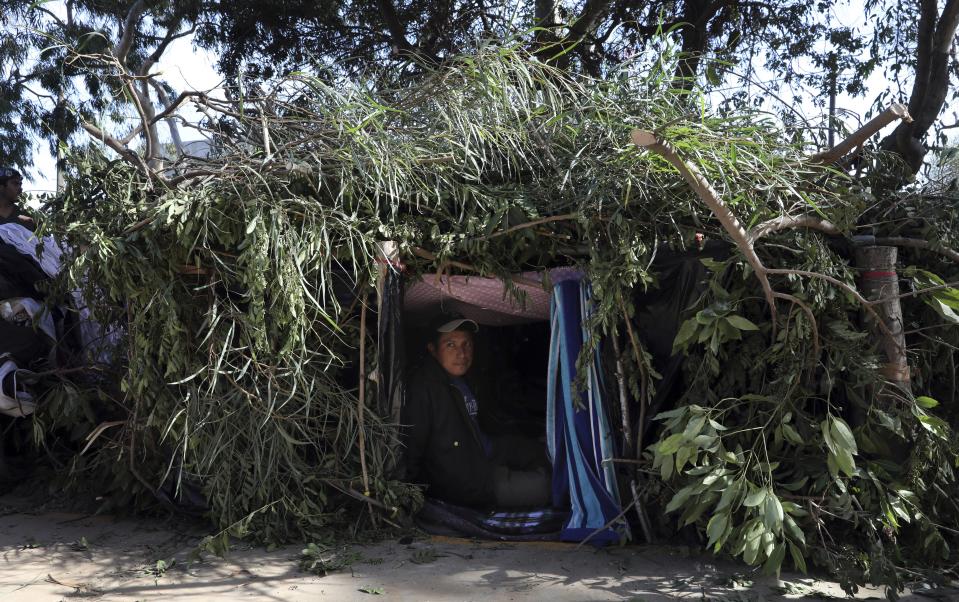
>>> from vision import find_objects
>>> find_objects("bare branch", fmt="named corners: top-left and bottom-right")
top-left (811, 103), bottom-right (912, 164)
top-left (631, 129), bottom-right (778, 323)
top-left (81, 120), bottom-right (151, 177)
top-left (748, 215), bottom-right (842, 245)
top-left (113, 0), bottom-right (148, 63)
top-left (874, 237), bottom-right (959, 264)
top-left (148, 81), bottom-right (187, 155)
top-left (139, 22), bottom-right (194, 78)
top-left (478, 213), bottom-right (578, 240)
top-left (765, 267), bottom-right (900, 347)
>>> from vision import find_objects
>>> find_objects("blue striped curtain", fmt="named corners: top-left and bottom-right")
top-left (547, 276), bottom-right (629, 545)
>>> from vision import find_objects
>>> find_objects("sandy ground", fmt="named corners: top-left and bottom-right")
top-left (0, 492), bottom-right (954, 602)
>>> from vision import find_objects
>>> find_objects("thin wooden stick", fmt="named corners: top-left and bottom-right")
top-left (618, 298), bottom-right (648, 454)
top-left (611, 326), bottom-right (653, 543)
top-left (356, 294), bottom-right (376, 525)
top-left (574, 498), bottom-right (636, 549)
top-left (479, 212), bottom-right (578, 240)
top-left (610, 332), bottom-right (633, 456)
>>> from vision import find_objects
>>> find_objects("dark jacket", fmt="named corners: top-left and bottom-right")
top-left (402, 357), bottom-right (496, 506)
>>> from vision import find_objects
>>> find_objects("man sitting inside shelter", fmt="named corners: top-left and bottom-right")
top-left (403, 312), bottom-right (551, 508)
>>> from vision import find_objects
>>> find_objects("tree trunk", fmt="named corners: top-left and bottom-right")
top-left (879, 0), bottom-right (959, 175)
top-left (855, 246), bottom-right (911, 399)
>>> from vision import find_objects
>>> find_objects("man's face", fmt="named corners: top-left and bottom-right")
top-left (0, 177), bottom-right (22, 203)
top-left (428, 330), bottom-right (474, 377)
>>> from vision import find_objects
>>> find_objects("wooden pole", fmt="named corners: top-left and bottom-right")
top-left (375, 241), bottom-right (400, 422)
top-left (357, 294), bottom-right (376, 525)
top-left (610, 333), bottom-right (633, 457)
top-left (855, 246), bottom-right (911, 397)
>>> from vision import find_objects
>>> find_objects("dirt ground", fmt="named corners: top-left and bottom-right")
top-left (1, 491), bottom-right (954, 602)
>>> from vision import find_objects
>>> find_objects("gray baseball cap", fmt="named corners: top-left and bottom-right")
top-left (430, 312), bottom-right (478, 333)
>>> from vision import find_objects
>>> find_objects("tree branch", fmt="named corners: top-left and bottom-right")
top-left (748, 215), bottom-right (841, 244)
top-left (908, 0), bottom-right (939, 119)
top-left (139, 23), bottom-right (194, 78)
top-left (874, 237), bottom-right (959, 264)
top-left (148, 81), bottom-right (187, 155)
top-left (113, 0), bottom-right (148, 63)
top-left (811, 103), bottom-right (911, 164)
top-left (567, 0), bottom-right (615, 41)
top-left (120, 90), bottom-right (205, 145)
top-left (765, 267), bottom-right (899, 345)
top-left (479, 213), bottom-right (578, 240)
top-left (81, 120), bottom-right (151, 177)
top-left (376, 0), bottom-right (434, 62)
top-left (914, 0), bottom-right (959, 133)
top-left (631, 129), bottom-right (778, 323)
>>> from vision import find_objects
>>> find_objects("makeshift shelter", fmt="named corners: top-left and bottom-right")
top-left (376, 242), bottom-right (723, 543)
top-left (8, 44), bottom-right (957, 593)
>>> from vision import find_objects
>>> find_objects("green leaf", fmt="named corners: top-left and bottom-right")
top-left (681, 497), bottom-right (713, 526)
top-left (916, 412), bottom-right (949, 439)
top-left (762, 542), bottom-right (786, 576)
top-left (715, 479), bottom-right (743, 512)
top-left (826, 453), bottom-right (839, 479)
top-left (762, 493), bottom-right (784, 534)
top-left (725, 314), bottom-right (759, 331)
top-left (743, 531), bottom-right (762, 565)
top-left (708, 418), bottom-right (728, 431)
top-left (784, 515), bottom-right (806, 545)
top-left (665, 486), bottom-right (694, 513)
top-left (833, 448), bottom-right (857, 477)
top-left (916, 396), bottom-right (939, 409)
top-left (672, 318), bottom-right (699, 353)
top-left (717, 318), bottom-right (742, 340)
top-left (660, 452), bottom-right (674, 480)
top-left (658, 433), bottom-right (685, 455)
top-left (675, 445), bottom-right (692, 472)
top-left (788, 541), bottom-right (807, 573)
top-left (829, 416), bottom-right (858, 455)
top-left (706, 512), bottom-right (729, 548)
top-left (653, 408), bottom-right (686, 421)
top-left (821, 419), bottom-right (836, 455)
top-left (684, 416), bottom-right (706, 438)
top-left (782, 423), bottom-right (803, 445)
top-left (743, 487), bottom-right (767, 507)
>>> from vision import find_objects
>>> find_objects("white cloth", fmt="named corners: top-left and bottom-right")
top-left (0, 222), bottom-right (64, 278)
top-left (0, 297), bottom-right (56, 341)
top-left (0, 221), bottom-right (117, 364)
top-left (0, 359), bottom-right (36, 417)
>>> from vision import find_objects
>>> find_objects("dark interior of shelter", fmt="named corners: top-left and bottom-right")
top-left (405, 320), bottom-right (550, 440)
